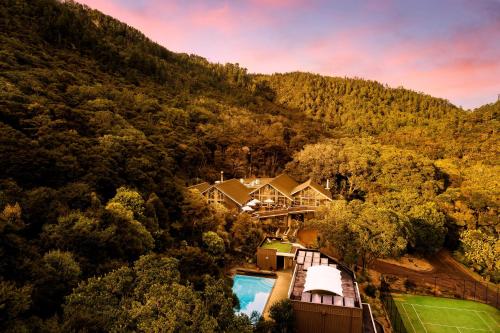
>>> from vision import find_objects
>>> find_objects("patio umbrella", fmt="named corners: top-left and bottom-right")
top-left (241, 206), bottom-right (254, 212)
top-left (264, 199), bottom-right (274, 204)
top-left (246, 200), bottom-right (256, 207)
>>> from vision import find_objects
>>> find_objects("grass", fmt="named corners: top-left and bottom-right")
top-left (392, 294), bottom-right (500, 333)
top-left (260, 240), bottom-right (292, 253)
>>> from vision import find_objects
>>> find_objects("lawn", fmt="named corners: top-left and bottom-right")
top-left (392, 294), bottom-right (500, 333)
top-left (260, 240), bottom-right (292, 253)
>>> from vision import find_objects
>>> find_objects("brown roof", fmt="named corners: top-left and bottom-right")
top-left (242, 177), bottom-right (273, 188)
top-left (291, 179), bottom-right (332, 200)
top-left (188, 182), bottom-right (211, 193)
top-left (214, 179), bottom-right (251, 207)
top-left (267, 173), bottom-right (299, 199)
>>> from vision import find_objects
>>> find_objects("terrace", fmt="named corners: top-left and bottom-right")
top-left (289, 249), bottom-right (360, 308)
top-left (259, 239), bottom-right (293, 254)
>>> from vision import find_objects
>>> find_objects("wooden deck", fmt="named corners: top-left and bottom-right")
top-left (253, 206), bottom-right (317, 218)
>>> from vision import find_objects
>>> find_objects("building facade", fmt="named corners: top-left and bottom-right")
top-left (188, 173), bottom-right (333, 212)
top-left (288, 249), bottom-right (377, 333)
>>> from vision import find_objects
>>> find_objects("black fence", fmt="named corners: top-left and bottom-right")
top-left (381, 274), bottom-right (499, 309)
top-left (380, 293), bottom-right (408, 333)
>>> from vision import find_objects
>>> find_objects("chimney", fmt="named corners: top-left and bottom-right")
top-left (220, 171), bottom-right (224, 182)
top-left (325, 179), bottom-right (330, 190)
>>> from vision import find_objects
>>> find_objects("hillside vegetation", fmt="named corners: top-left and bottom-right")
top-left (0, 0), bottom-right (498, 331)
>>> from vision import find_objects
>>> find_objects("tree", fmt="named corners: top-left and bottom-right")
top-left (62, 266), bottom-right (135, 332)
top-left (201, 276), bottom-right (253, 333)
top-left (179, 189), bottom-right (226, 240)
top-left (32, 250), bottom-right (81, 316)
top-left (0, 280), bottom-right (32, 332)
top-left (202, 231), bottom-right (225, 258)
top-left (0, 203), bottom-right (36, 281)
top-left (310, 200), bottom-right (407, 269)
top-left (408, 202), bottom-right (447, 253)
top-left (63, 254), bottom-right (251, 332)
top-left (129, 282), bottom-right (217, 333)
top-left (108, 186), bottom-right (145, 219)
top-left (460, 230), bottom-right (499, 281)
top-left (230, 214), bottom-right (264, 257)
top-left (269, 299), bottom-right (294, 333)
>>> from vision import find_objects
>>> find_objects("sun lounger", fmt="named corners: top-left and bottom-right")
top-left (322, 295), bottom-right (333, 304)
top-left (311, 294), bottom-right (322, 304)
top-left (301, 292), bottom-right (311, 302)
top-left (334, 296), bottom-right (343, 306)
top-left (344, 297), bottom-right (355, 307)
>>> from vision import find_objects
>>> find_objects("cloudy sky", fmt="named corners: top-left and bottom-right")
top-left (76, 0), bottom-right (500, 109)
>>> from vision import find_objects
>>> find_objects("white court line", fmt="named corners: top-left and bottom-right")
top-left (401, 303), bottom-right (418, 333)
top-left (475, 311), bottom-right (494, 332)
top-left (410, 303), bottom-right (484, 312)
top-left (483, 312), bottom-right (500, 327)
top-left (411, 304), bottom-right (428, 333)
top-left (423, 322), bottom-right (491, 332)
top-left (457, 327), bottom-right (462, 333)
top-left (408, 302), bottom-right (499, 332)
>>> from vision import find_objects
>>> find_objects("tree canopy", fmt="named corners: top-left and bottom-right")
top-left (0, 0), bottom-right (498, 330)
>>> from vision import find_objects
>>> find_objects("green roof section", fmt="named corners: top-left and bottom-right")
top-left (260, 240), bottom-right (293, 253)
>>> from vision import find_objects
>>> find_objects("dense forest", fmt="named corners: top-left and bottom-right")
top-left (0, 0), bottom-right (498, 331)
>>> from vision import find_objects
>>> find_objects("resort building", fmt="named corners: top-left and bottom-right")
top-left (189, 178), bottom-right (251, 210)
top-left (188, 173), bottom-right (333, 226)
top-left (288, 249), bottom-right (377, 333)
top-left (249, 174), bottom-right (298, 207)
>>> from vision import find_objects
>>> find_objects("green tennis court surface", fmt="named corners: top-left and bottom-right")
top-left (392, 294), bottom-right (500, 333)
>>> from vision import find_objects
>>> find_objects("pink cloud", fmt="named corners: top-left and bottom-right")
top-left (75, 0), bottom-right (499, 108)
top-left (249, 0), bottom-right (307, 8)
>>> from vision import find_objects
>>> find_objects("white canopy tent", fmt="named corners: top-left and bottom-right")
top-left (303, 265), bottom-right (344, 297)
top-left (246, 199), bottom-right (260, 207)
top-left (264, 198), bottom-right (274, 203)
top-left (241, 206), bottom-right (254, 212)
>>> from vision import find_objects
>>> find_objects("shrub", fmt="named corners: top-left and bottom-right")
top-left (365, 284), bottom-right (377, 298)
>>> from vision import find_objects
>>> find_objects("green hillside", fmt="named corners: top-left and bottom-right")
top-left (0, 0), bottom-right (498, 331)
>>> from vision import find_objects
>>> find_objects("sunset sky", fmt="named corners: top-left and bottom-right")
top-left (76, 0), bottom-right (500, 109)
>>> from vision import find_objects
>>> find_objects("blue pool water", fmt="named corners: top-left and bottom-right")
top-left (232, 274), bottom-right (276, 317)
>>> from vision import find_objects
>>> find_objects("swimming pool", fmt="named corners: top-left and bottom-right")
top-left (232, 274), bottom-right (276, 317)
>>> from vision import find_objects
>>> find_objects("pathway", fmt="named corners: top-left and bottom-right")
top-left (262, 269), bottom-right (293, 319)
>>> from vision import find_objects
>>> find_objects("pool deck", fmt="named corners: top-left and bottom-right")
top-left (262, 268), bottom-right (293, 319)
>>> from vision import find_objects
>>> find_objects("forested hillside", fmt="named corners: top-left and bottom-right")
top-left (256, 73), bottom-right (499, 161)
top-left (0, 0), bottom-right (498, 331)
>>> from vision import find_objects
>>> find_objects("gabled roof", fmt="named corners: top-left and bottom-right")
top-left (291, 179), bottom-right (332, 200)
top-left (270, 174), bottom-right (299, 195)
top-left (214, 179), bottom-right (251, 207)
top-left (251, 173), bottom-right (299, 199)
top-left (188, 182), bottom-right (211, 193)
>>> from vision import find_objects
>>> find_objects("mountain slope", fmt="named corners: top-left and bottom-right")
top-left (0, 0), bottom-right (498, 330)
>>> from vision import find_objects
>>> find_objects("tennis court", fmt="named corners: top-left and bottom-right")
top-left (392, 294), bottom-right (500, 333)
